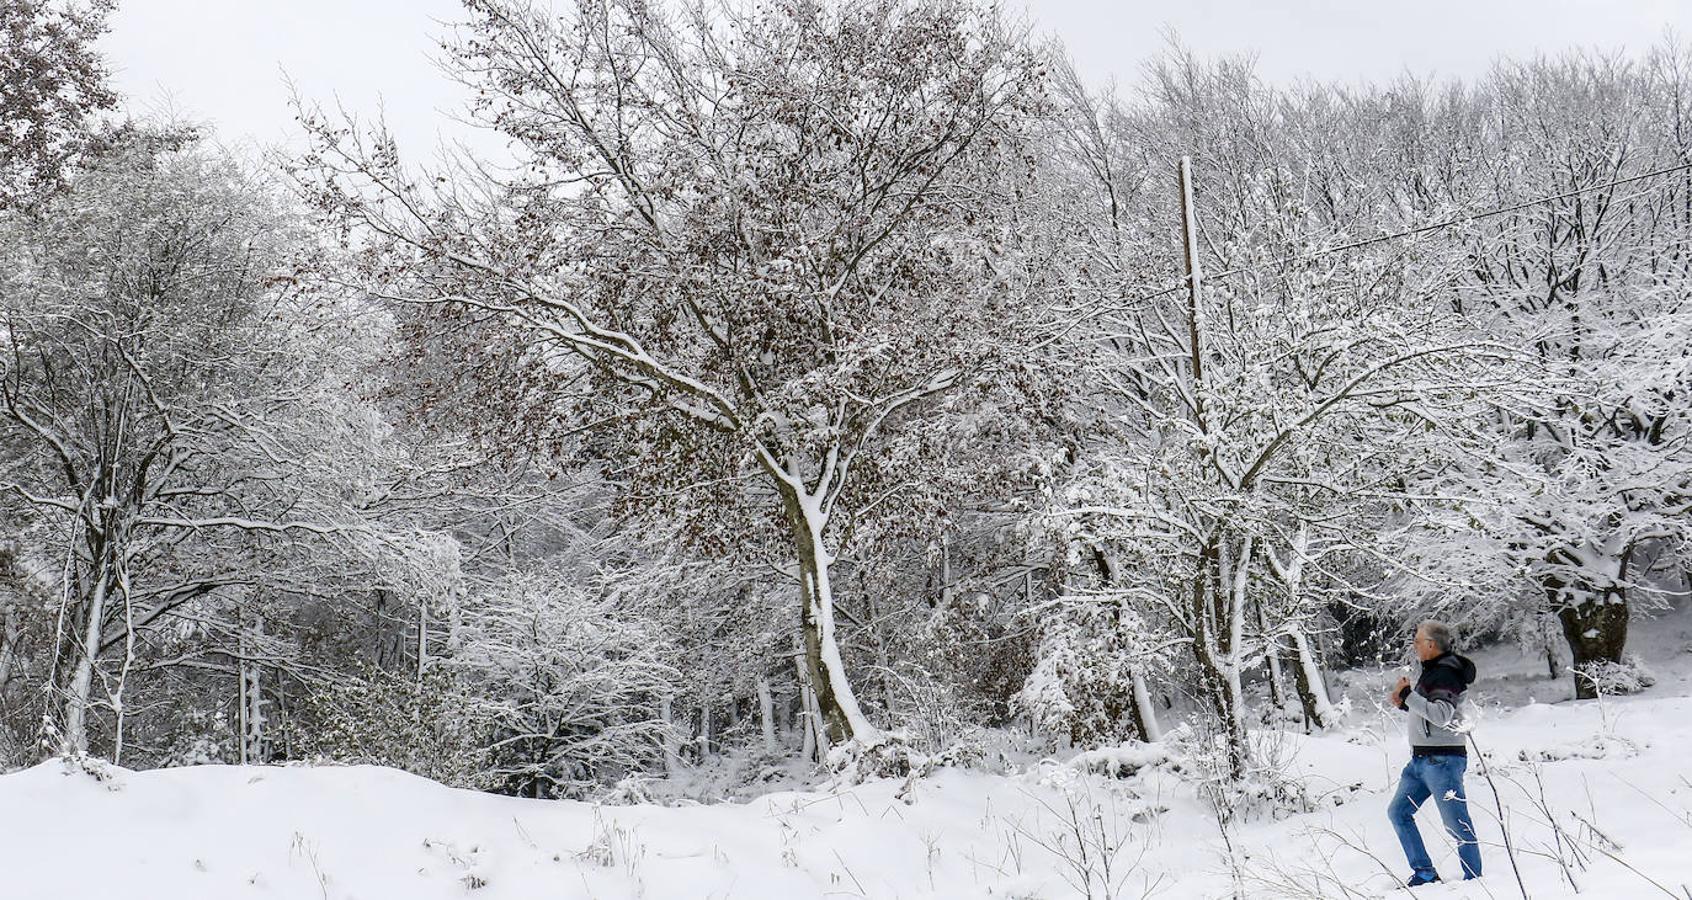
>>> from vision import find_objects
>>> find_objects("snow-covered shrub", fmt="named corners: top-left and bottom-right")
top-left (1016, 609), bottom-right (1163, 747)
top-left (877, 661), bottom-right (991, 758)
top-left (1573, 655), bottom-right (1657, 696)
top-left (290, 666), bottom-right (490, 790)
top-left (1194, 763), bottom-right (1318, 824)
top-left (1065, 742), bottom-right (1180, 780)
top-left (450, 574), bottom-right (681, 799)
top-left (821, 730), bottom-right (994, 793)
top-left (824, 734), bottom-right (921, 784)
top-left (1178, 720), bottom-right (1320, 822)
top-left (598, 773), bottom-right (660, 806)
top-left (158, 709), bottom-right (237, 767)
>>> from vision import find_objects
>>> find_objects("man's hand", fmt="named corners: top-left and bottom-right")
top-left (1389, 675), bottom-right (1411, 709)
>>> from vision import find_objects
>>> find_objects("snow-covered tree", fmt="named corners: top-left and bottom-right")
top-left (294, 0), bottom-right (1049, 750)
top-left (0, 129), bottom-right (377, 757)
top-left (0, 0), bottom-right (116, 210)
top-left (1040, 52), bottom-right (1502, 774)
top-left (1394, 51), bottom-right (1692, 698)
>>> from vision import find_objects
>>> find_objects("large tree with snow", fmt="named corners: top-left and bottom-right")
top-left (1038, 52), bottom-right (1507, 774)
top-left (1392, 50), bottom-right (1692, 698)
top-left (294, 0), bottom-right (1048, 749)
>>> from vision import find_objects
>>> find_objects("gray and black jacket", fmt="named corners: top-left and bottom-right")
top-left (1395, 652), bottom-right (1476, 754)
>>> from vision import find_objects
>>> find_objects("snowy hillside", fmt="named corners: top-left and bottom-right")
top-left (5, 635), bottom-right (1690, 900)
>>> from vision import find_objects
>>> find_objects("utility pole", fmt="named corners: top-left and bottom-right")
top-left (1177, 154), bottom-right (1213, 468)
top-left (1177, 156), bottom-right (1205, 399)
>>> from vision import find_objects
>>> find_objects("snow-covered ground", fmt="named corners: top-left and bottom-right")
top-left (5, 606), bottom-right (1691, 900)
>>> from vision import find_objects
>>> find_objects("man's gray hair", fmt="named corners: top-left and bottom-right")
top-left (1419, 620), bottom-right (1455, 653)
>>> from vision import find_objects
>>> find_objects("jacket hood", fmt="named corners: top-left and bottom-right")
top-left (1428, 652), bottom-right (1477, 686)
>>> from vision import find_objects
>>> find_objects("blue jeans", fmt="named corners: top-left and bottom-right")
top-left (1388, 754), bottom-right (1483, 880)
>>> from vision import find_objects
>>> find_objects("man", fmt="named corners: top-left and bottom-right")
top-left (1387, 620), bottom-right (1483, 887)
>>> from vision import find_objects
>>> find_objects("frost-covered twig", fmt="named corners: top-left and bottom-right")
top-left (1465, 733), bottom-right (1530, 899)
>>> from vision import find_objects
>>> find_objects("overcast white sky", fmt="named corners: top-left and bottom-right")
top-left (103, 0), bottom-right (1689, 157)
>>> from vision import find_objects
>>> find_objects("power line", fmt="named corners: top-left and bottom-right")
top-left (1209, 159), bottom-right (1692, 282)
top-left (1097, 158), bottom-right (1692, 312)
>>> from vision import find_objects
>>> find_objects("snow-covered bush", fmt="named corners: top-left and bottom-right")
top-left (824, 735), bottom-right (923, 785)
top-left (821, 730), bottom-right (991, 794)
top-left (290, 666), bottom-right (490, 790)
top-left (1574, 656), bottom-right (1657, 697)
top-left (157, 710), bottom-right (237, 768)
top-left (1065, 742), bottom-right (1181, 780)
top-left (450, 575), bottom-right (681, 799)
top-left (1016, 609), bottom-right (1164, 748)
top-left (876, 661), bottom-right (992, 758)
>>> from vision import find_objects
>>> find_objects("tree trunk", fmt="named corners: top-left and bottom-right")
top-left (1266, 648), bottom-right (1288, 713)
top-left (278, 677), bottom-right (293, 759)
top-left (783, 489), bottom-right (880, 748)
top-left (0, 603), bottom-right (19, 696)
top-left (1546, 541), bottom-right (1636, 699)
top-left (1091, 548), bottom-right (1160, 743)
top-left (237, 650), bottom-right (246, 765)
top-left (239, 616), bottom-right (266, 765)
top-left (1289, 626), bottom-right (1336, 730)
top-left (660, 697), bottom-right (682, 777)
top-left (1557, 594), bottom-right (1629, 700)
top-left (1262, 527), bottom-right (1326, 729)
top-left (1193, 641), bottom-right (1247, 778)
top-left (1258, 602), bottom-right (1288, 716)
top-left (1130, 670), bottom-right (1162, 742)
top-left (416, 597), bottom-right (429, 685)
top-left (798, 682), bottom-right (819, 763)
top-left (63, 548), bottom-right (112, 755)
top-left (757, 678), bottom-right (777, 754)
top-left (371, 588), bottom-right (389, 668)
top-left (940, 532), bottom-right (954, 608)
top-left (1190, 533), bottom-right (1250, 779)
